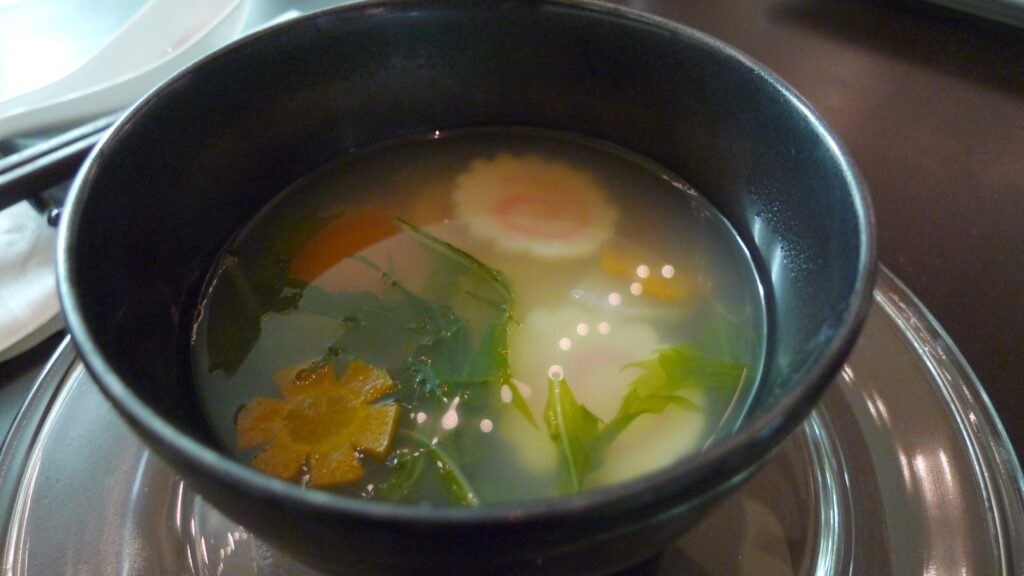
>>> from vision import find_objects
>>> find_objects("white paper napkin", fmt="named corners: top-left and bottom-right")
top-left (0, 201), bottom-right (62, 362)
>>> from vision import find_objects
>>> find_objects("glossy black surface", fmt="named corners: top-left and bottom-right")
top-left (57, 2), bottom-right (873, 574)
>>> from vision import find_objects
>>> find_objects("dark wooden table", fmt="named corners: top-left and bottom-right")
top-left (3, 0), bottom-right (1022, 459)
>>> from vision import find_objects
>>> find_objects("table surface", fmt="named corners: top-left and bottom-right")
top-left (2, 0), bottom-right (1022, 459)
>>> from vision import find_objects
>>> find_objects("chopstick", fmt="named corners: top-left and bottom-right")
top-left (0, 112), bottom-right (120, 213)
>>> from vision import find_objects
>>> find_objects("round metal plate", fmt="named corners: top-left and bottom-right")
top-left (1, 267), bottom-right (1021, 575)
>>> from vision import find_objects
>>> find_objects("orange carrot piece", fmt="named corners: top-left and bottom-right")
top-left (289, 210), bottom-right (397, 284)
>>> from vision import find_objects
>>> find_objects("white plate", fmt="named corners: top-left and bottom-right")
top-left (0, 0), bottom-right (250, 141)
top-left (0, 0), bottom-right (253, 361)
top-left (0, 0), bottom-right (149, 102)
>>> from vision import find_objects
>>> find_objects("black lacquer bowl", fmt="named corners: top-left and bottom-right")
top-left (56, 1), bottom-right (875, 574)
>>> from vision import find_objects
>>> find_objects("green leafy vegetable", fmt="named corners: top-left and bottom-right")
top-left (471, 315), bottom-right (537, 428)
top-left (504, 381), bottom-right (538, 430)
top-left (658, 345), bottom-right (749, 390)
top-left (543, 376), bottom-right (603, 492)
top-left (596, 345), bottom-right (745, 449)
top-left (291, 220), bottom-right (538, 504)
top-left (395, 218), bottom-right (512, 301)
top-left (544, 345), bottom-right (748, 491)
top-left (625, 344), bottom-right (748, 396)
top-left (400, 431), bottom-right (480, 507)
top-left (298, 284), bottom-right (440, 377)
top-left (297, 220), bottom-right (535, 426)
top-left (203, 206), bottom-right (336, 375)
top-left (595, 389), bottom-right (700, 450)
top-left (375, 448), bottom-right (426, 501)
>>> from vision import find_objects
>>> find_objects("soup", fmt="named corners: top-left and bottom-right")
top-left (191, 128), bottom-right (765, 506)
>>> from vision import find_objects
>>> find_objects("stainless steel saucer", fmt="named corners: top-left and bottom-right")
top-left (1, 267), bottom-right (1021, 575)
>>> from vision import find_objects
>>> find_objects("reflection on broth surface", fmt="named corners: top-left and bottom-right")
top-left (191, 128), bottom-right (766, 506)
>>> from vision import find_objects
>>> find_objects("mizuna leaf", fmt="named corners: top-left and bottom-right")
top-left (543, 377), bottom-right (603, 492)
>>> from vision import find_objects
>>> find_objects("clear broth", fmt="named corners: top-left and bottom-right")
top-left (192, 128), bottom-right (766, 506)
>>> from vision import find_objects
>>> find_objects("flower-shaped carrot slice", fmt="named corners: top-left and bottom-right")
top-left (453, 154), bottom-right (618, 260)
top-left (236, 360), bottom-right (399, 488)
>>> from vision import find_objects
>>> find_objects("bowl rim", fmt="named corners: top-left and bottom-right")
top-left (57, 0), bottom-right (876, 526)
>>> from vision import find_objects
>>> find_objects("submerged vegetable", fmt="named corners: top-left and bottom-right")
top-left (296, 222), bottom-right (531, 421)
top-left (391, 430), bottom-right (481, 507)
top-left (544, 375), bottom-right (603, 492)
top-left (195, 128), bottom-right (766, 505)
top-left (543, 344), bottom-right (746, 491)
top-left (289, 210), bottom-right (397, 284)
top-left (286, 222), bottom-right (538, 504)
top-left (452, 154), bottom-right (619, 260)
top-left (235, 360), bottom-right (399, 487)
top-left (597, 345), bottom-right (745, 450)
top-left (599, 245), bottom-right (709, 302)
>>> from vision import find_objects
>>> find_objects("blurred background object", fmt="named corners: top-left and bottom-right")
top-left (0, 0), bottom-right (253, 366)
top-left (923, 0), bottom-right (1024, 27)
top-left (0, 0), bottom-right (249, 141)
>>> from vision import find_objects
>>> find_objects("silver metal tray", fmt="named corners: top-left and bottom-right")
top-left (1, 267), bottom-right (1022, 575)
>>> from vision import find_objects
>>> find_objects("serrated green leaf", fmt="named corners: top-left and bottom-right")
top-left (473, 316), bottom-right (537, 428)
top-left (620, 356), bottom-right (664, 396)
top-left (289, 219), bottom-right (540, 503)
top-left (401, 431), bottom-right (479, 507)
top-left (395, 218), bottom-right (511, 301)
top-left (595, 388), bottom-right (701, 450)
top-left (375, 448), bottom-right (427, 501)
top-left (505, 380), bottom-right (538, 429)
top-left (204, 206), bottom-right (333, 375)
top-left (624, 345), bottom-right (747, 396)
top-left (597, 345), bottom-right (746, 451)
top-left (656, 345), bottom-right (748, 391)
top-left (544, 377), bottom-right (603, 492)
